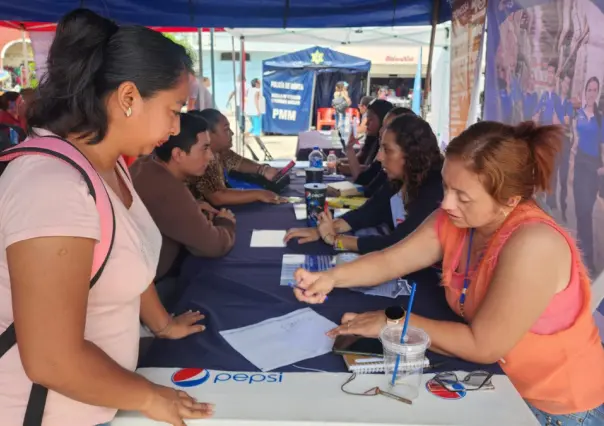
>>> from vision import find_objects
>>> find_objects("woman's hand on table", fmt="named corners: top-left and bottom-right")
top-left (142, 384), bottom-right (214, 425)
top-left (157, 310), bottom-right (206, 339)
top-left (292, 269), bottom-right (335, 304)
top-left (257, 190), bottom-right (287, 204)
top-left (317, 211), bottom-right (337, 245)
top-left (326, 311), bottom-right (387, 339)
top-left (284, 227), bottom-right (320, 244)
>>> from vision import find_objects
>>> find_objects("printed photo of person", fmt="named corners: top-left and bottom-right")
top-left (572, 76), bottom-right (602, 274)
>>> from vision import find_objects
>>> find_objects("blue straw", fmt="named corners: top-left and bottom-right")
top-left (391, 282), bottom-right (417, 385)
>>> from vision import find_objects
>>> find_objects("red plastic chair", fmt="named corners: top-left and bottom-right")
top-left (316, 108), bottom-right (336, 131)
top-left (346, 108), bottom-right (361, 122)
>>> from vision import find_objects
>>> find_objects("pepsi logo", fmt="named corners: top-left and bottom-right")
top-left (426, 378), bottom-right (466, 399)
top-left (171, 368), bottom-right (211, 388)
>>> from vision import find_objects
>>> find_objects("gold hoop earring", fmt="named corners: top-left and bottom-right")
top-left (125, 107), bottom-right (132, 117)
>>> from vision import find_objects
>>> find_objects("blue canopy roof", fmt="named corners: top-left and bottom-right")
top-left (264, 46), bottom-right (370, 72)
top-left (0, 0), bottom-right (451, 28)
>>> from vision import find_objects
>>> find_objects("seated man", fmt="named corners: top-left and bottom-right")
top-left (188, 108), bottom-right (286, 206)
top-left (131, 112), bottom-right (236, 285)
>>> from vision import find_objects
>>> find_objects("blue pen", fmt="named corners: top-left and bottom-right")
top-left (288, 282), bottom-right (328, 301)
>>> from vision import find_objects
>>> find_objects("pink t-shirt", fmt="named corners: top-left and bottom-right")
top-left (0, 154), bottom-right (161, 426)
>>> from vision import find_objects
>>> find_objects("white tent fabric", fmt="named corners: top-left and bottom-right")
top-left (227, 24), bottom-right (450, 47)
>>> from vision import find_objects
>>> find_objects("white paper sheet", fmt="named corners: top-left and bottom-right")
top-left (220, 308), bottom-right (337, 371)
top-left (250, 230), bottom-right (287, 247)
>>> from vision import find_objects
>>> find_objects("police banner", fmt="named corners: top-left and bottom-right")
top-left (263, 70), bottom-right (315, 135)
top-left (449, 0), bottom-right (487, 139)
top-left (484, 0), bottom-right (604, 336)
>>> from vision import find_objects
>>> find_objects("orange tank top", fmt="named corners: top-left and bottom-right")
top-left (436, 201), bottom-right (604, 414)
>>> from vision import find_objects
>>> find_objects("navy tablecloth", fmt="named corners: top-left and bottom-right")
top-left (141, 176), bottom-right (503, 375)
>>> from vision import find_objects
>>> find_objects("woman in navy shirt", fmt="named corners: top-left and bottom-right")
top-left (572, 76), bottom-right (603, 274)
top-left (285, 114), bottom-right (443, 254)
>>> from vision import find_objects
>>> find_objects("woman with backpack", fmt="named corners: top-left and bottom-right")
top-left (332, 81), bottom-right (350, 133)
top-left (0, 9), bottom-right (213, 426)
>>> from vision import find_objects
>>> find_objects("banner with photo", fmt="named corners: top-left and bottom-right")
top-left (449, 0), bottom-right (487, 139)
top-left (29, 31), bottom-right (55, 83)
top-left (484, 0), bottom-right (604, 337)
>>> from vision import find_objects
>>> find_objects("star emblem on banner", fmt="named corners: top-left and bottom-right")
top-left (311, 49), bottom-right (324, 65)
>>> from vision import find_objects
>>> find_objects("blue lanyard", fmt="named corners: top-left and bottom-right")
top-left (460, 228), bottom-right (475, 317)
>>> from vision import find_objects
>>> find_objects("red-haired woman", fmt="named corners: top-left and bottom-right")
top-left (292, 121), bottom-right (604, 425)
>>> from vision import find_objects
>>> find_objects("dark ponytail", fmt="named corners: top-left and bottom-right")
top-left (28, 8), bottom-right (193, 144)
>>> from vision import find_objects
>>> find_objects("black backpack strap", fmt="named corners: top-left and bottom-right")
top-left (0, 139), bottom-right (117, 426)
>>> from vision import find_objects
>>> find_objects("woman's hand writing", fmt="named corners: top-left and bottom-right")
top-left (292, 269), bottom-right (336, 304)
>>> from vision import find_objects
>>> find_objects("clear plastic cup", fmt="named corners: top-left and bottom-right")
top-left (379, 325), bottom-right (430, 400)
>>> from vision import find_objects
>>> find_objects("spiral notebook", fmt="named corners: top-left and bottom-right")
top-left (343, 353), bottom-right (429, 374)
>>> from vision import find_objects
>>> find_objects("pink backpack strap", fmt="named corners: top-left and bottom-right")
top-left (0, 136), bottom-right (115, 285)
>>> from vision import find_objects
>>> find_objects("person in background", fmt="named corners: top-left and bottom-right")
top-left (340, 99), bottom-right (393, 181)
top-left (130, 112), bottom-right (236, 302)
top-left (188, 109), bottom-right (286, 206)
top-left (522, 71), bottom-right (538, 122)
top-left (227, 75), bottom-right (246, 125)
top-left (377, 86), bottom-right (388, 100)
top-left (0, 91), bottom-right (22, 129)
top-left (293, 120), bottom-right (604, 426)
top-left (332, 82), bottom-right (350, 132)
top-left (203, 76), bottom-right (211, 89)
top-left (357, 95), bottom-right (374, 136)
top-left (17, 88), bottom-right (35, 130)
top-left (285, 114), bottom-right (443, 254)
top-left (572, 76), bottom-right (603, 275)
top-left (188, 73), bottom-right (213, 111)
top-left (246, 78), bottom-right (264, 137)
top-left (548, 70), bottom-right (574, 219)
top-left (534, 60), bottom-right (559, 125)
top-left (0, 9), bottom-right (214, 426)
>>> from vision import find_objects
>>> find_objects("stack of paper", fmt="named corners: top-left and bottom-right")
top-left (250, 230), bottom-right (287, 248)
top-left (280, 254), bottom-right (334, 286)
top-left (349, 279), bottom-right (411, 299)
top-left (220, 308), bottom-right (337, 371)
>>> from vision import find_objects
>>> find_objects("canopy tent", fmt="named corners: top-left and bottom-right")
top-left (0, 20), bottom-right (224, 32)
top-left (262, 46), bottom-right (370, 135)
top-left (227, 25), bottom-right (450, 48)
top-left (0, 0), bottom-right (451, 28)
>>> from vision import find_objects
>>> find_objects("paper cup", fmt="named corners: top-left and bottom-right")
top-left (305, 167), bottom-right (324, 184)
top-left (304, 183), bottom-right (327, 227)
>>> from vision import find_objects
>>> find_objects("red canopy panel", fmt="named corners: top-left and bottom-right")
top-left (0, 21), bottom-right (224, 32)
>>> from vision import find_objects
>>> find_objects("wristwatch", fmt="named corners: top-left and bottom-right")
top-left (385, 306), bottom-right (406, 325)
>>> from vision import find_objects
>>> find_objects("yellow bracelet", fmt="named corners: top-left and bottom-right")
top-left (333, 236), bottom-right (345, 251)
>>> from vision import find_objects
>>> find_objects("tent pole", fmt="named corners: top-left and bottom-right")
top-left (366, 74), bottom-right (371, 96)
top-left (423, 0), bottom-right (441, 118)
top-left (240, 36), bottom-right (246, 156)
top-left (231, 36), bottom-right (240, 155)
top-left (197, 28), bottom-right (204, 102)
top-left (21, 27), bottom-right (29, 88)
top-left (210, 28), bottom-right (216, 107)
top-left (309, 73), bottom-right (317, 131)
